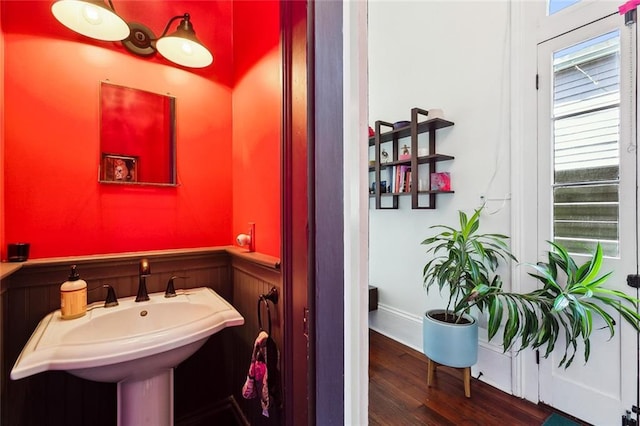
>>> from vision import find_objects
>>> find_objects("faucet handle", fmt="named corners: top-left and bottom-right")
top-left (165, 276), bottom-right (189, 298)
top-left (103, 285), bottom-right (119, 308)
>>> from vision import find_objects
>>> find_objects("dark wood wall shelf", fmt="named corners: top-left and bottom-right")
top-left (369, 107), bottom-right (454, 209)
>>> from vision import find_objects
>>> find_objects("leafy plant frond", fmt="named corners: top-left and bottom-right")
top-left (421, 206), bottom-right (640, 369)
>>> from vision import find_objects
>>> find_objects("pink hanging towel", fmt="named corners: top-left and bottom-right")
top-left (242, 331), bottom-right (271, 417)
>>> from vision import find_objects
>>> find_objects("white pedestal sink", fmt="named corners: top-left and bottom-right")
top-left (11, 287), bottom-right (244, 426)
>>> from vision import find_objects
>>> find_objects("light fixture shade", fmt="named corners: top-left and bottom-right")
top-left (51, 0), bottom-right (130, 41)
top-left (155, 17), bottom-right (213, 68)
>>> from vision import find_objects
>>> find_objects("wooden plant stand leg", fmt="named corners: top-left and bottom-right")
top-left (426, 357), bottom-right (471, 398)
top-left (462, 367), bottom-right (471, 398)
top-left (427, 357), bottom-right (437, 387)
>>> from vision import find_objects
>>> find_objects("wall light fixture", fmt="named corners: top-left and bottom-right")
top-left (51, 0), bottom-right (214, 68)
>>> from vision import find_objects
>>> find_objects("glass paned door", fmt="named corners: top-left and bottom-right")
top-left (537, 13), bottom-right (638, 424)
top-left (549, 0), bottom-right (582, 15)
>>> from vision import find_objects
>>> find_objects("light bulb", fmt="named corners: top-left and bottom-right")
top-left (51, 0), bottom-right (130, 41)
top-left (181, 42), bottom-right (193, 56)
top-left (81, 4), bottom-right (102, 25)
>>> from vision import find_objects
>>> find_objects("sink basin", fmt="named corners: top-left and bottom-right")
top-left (11, 286), bottom-right (244, 426)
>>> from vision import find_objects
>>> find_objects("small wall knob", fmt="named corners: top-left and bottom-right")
top-left (236, 222), bottom-right (255, 252)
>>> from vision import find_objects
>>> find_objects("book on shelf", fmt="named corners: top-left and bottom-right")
top-left (386, 167), bottom-right (394, 192)
top-left (430, 172), bottom-right (451, 191)
top-left (390, 165), bottom-right (411, 193)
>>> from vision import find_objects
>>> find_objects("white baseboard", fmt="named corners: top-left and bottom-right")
top-left (368, 303), bottom-right (423, 352)
top-left (369, 303), bottom-right (513, 395)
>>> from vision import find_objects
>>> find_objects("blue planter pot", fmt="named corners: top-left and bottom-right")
top-left (422, 309), bottom-right (478, 368)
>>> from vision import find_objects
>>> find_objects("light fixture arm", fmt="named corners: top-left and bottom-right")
top-left (158, 14), bottom-right (191, 40)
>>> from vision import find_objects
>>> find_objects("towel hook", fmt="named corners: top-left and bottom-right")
top-left (257, 287), bottom-right (278, 335)
top-left (261, 287), bottom-right (279, 304)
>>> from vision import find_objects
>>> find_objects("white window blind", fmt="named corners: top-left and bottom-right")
top-left (552, 31), bottom-right (620, 256)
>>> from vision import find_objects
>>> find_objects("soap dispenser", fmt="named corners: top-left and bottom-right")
top-left (60, 265), bottom-right (87, 320)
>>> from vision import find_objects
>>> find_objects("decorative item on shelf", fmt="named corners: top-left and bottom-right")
top-left (430, 172), bottom-right (451, 191)
top-left (428, 108), bottom-right (444, 119)
top-left (368, 126), bottom-right (375, 137)
top-left (51, 1), bottom-right (213, 68)
top-left (380, 148), bottom-right (390, 164)
top-left (370, 181), bottom-right (388, 194)
top-left (102, 154), bottom-right (138, 183)
top-left (418, 177), bottom-right (429, 192)
top-left (399, 144), bottom-right (411, 160)
top-left (393, 120), bottom-right (410, 130)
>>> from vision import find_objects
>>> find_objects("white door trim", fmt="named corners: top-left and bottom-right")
top-left (511, 0), bottom-right (545, 403)
top-left (343, 0), bottom-right (369, 424)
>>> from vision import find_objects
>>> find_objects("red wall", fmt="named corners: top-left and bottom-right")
top-left (1, 1), bottom-right (282, 260)
top-left (2, 2), bottom-right (234, 259)
top-left (0, 6), bottom-right (5, 258)
top-left (232, 0), bottom-right (281, 258)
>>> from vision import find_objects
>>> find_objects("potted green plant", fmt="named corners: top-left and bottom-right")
top-left (422, 206), bottom-right (640, 369)
top-left (421, 206), bottom-right (515, 368)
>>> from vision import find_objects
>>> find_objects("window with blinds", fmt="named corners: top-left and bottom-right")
top-left (552, 31), bottom-right (620, 256)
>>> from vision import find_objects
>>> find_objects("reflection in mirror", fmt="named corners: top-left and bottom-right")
top-left (100, 82), bottom-right (176, 186)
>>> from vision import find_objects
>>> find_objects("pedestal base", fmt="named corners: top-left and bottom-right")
top-left (118, 369), bottom-right (174, 426)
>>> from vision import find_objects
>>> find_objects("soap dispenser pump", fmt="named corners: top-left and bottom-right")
top-left (60, 265), bottom-right (87, 320)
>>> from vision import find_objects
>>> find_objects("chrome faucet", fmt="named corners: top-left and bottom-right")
top-left (136, 258), bottom-right (151, 302)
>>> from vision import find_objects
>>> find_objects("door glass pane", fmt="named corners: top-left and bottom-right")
top-left (548, 0), bottom-right (581, 15)
top-left (552, 30), bottom-right (620, 256)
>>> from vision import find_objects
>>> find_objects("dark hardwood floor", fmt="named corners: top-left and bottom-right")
top-left (368, 329), bottom-right (579, 426)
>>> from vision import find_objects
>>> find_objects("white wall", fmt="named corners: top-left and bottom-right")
top-left (368, 1), bottom-right (517, 393)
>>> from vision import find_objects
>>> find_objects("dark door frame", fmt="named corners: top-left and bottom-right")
top-left (281, 0), bottom-right (345, 424)
top-left (281, 0), bottom-right (312, 424)
top-left (309, 1), bottom-right (345, 424)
